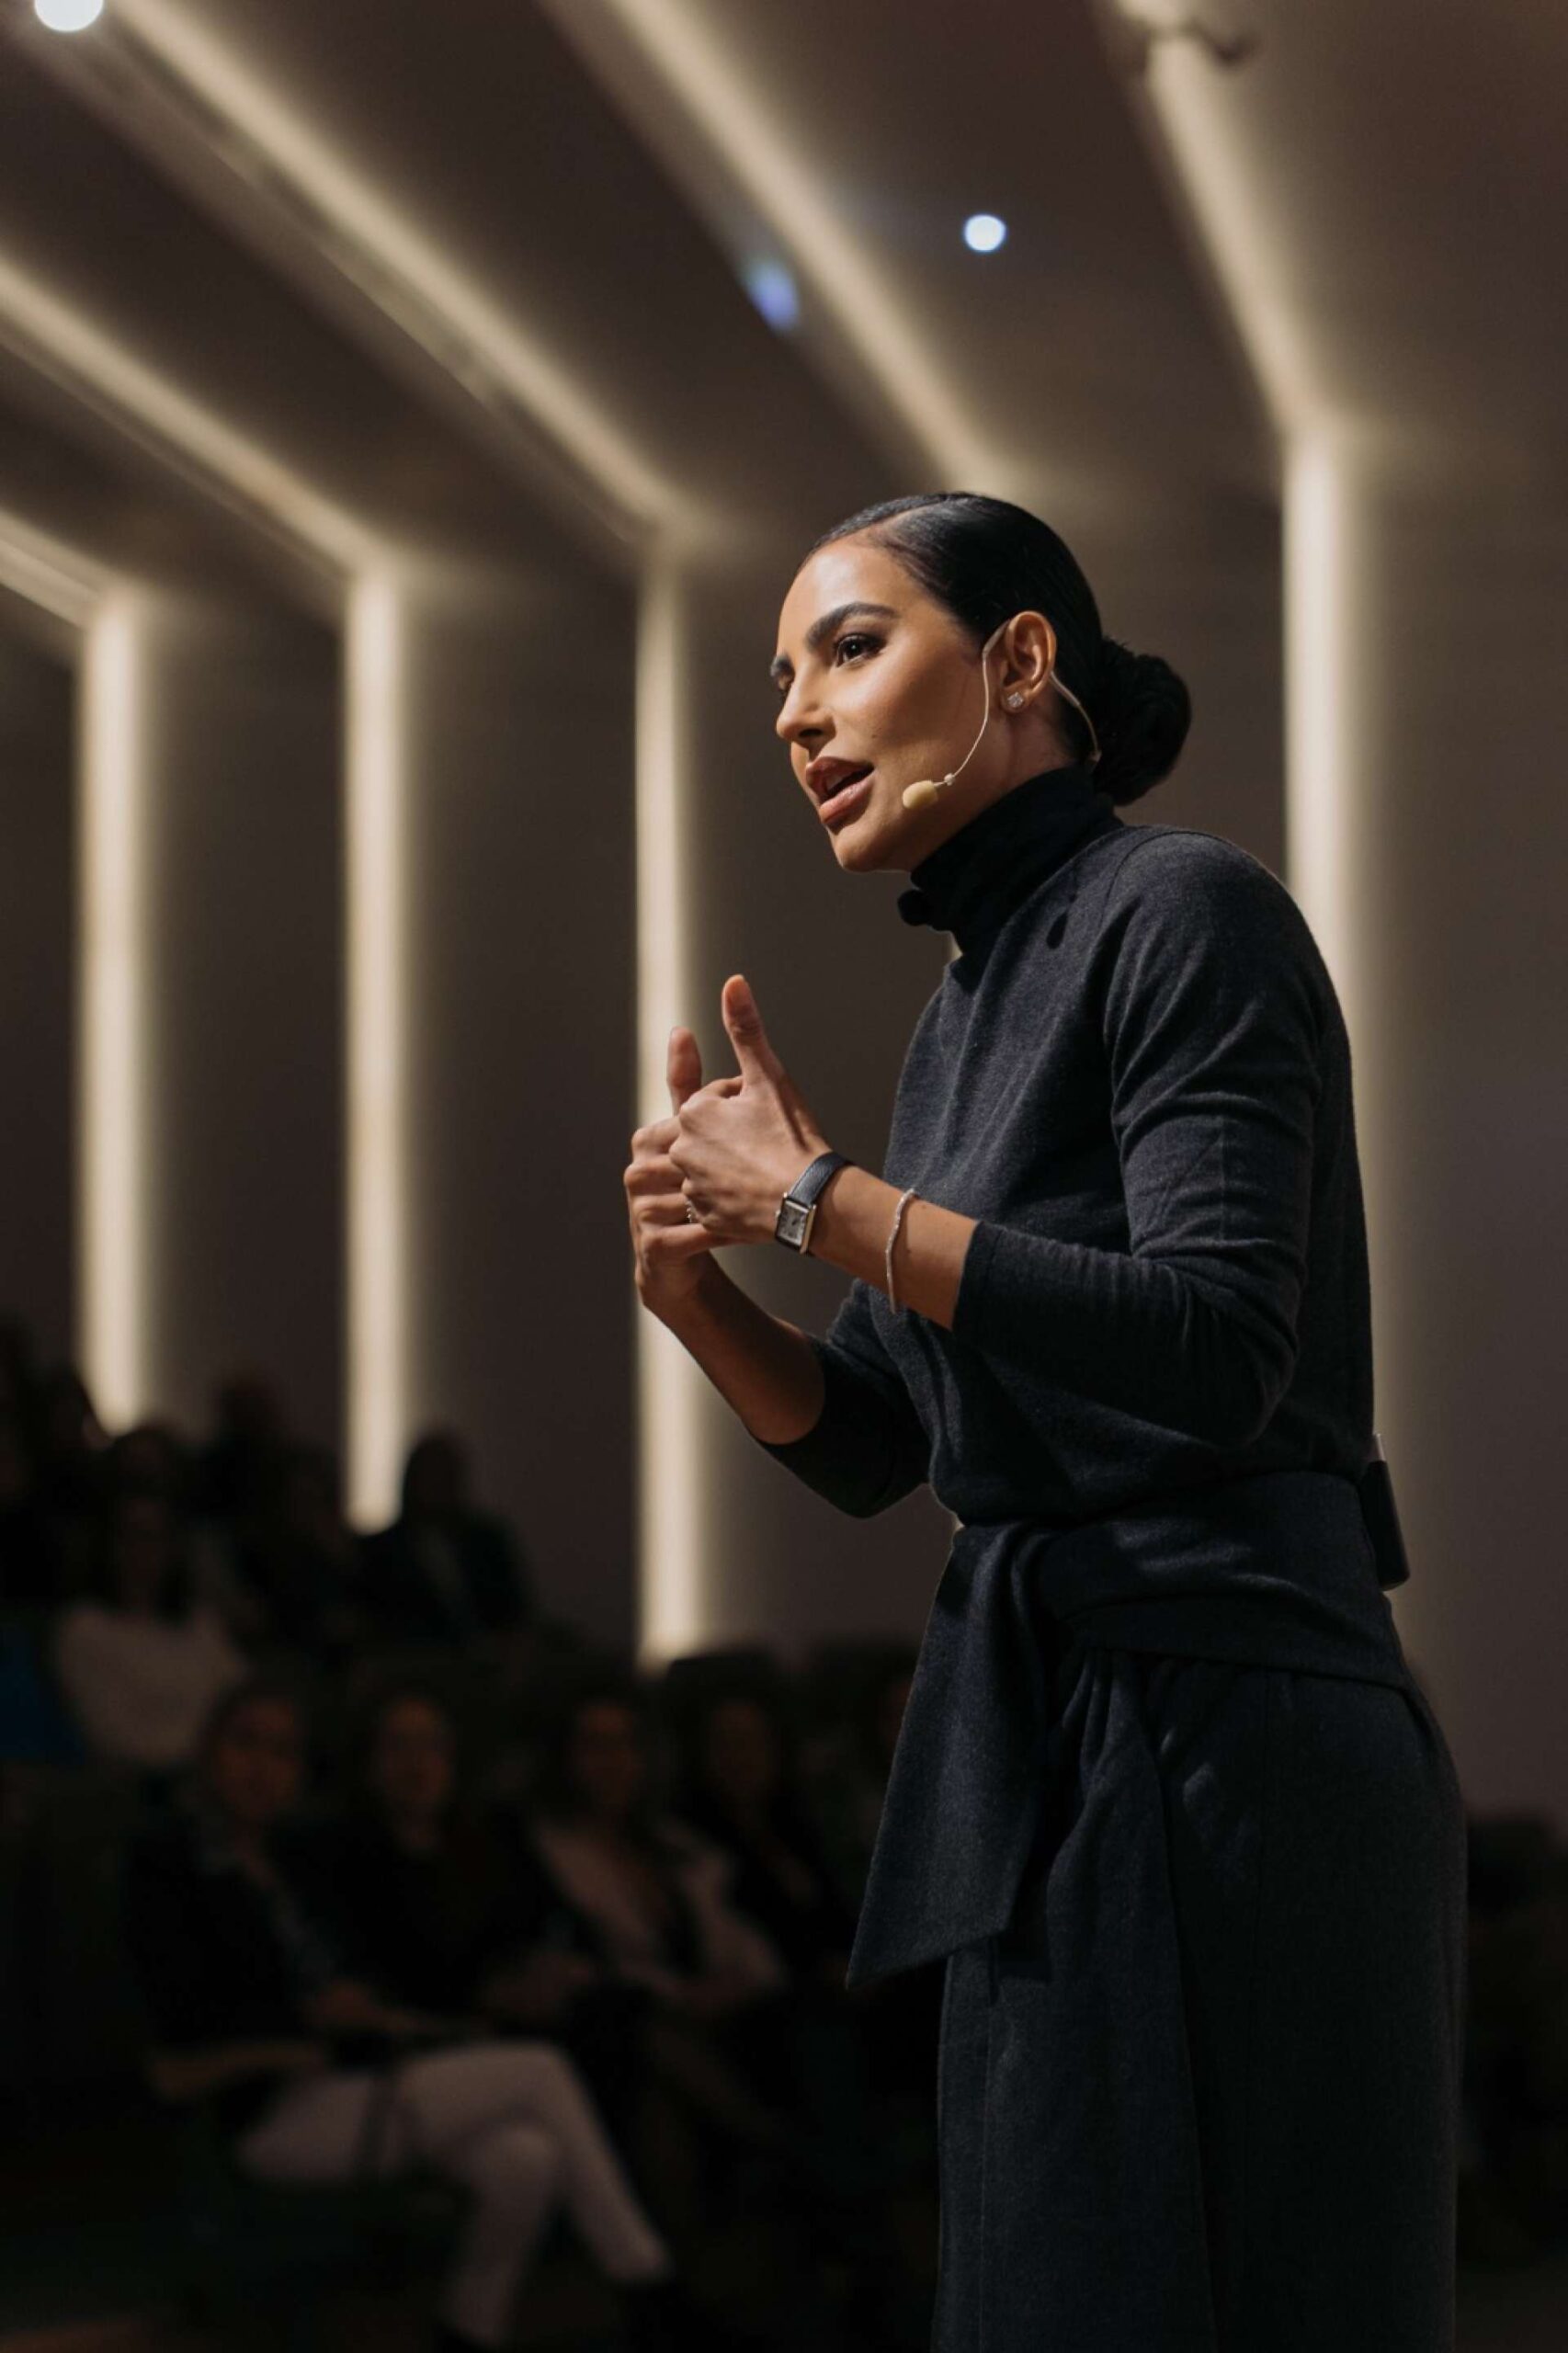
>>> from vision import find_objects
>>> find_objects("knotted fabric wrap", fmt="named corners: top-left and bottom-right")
top-left (844, 1467), bottom-right (1412, 1989)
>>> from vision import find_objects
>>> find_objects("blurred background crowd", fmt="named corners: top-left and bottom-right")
top-left (0, 1307), bottom-right (949, 2350)
top-left (1, 1302), bottom-right (1566, 2349)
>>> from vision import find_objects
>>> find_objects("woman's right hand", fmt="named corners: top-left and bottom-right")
top-left (625, 1027), bottom-right (733, 1324)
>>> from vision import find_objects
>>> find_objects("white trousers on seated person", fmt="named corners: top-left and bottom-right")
top-left (234, 2038), bottom-right (672, 2347)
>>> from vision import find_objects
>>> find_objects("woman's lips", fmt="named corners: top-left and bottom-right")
top-left (818, 767), bottom-right (875, 824)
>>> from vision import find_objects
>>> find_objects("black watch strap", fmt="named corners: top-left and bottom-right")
top-left (774, 1151), bottom-right (855, 1253)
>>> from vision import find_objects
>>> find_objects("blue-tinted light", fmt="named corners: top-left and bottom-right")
top-left (963, 213), bottom-right (1008, 254)
top-left (742, 257), bottom-right (800, 332)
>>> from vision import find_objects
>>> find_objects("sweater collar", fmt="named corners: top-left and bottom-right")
top-left (896, 759), bottom-right (1119, 959)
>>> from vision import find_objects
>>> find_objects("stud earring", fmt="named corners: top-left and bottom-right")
top-left (1003, 691), bottom-right (1025, 710)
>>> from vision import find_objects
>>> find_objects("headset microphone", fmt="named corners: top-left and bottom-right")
top-left (901, 620), bottom-right (1007, 813)
top-left (900, 621), bottom-right (1104, 813)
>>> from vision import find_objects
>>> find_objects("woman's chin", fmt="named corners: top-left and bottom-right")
top-left (826, 795), bottom-right (896, 866)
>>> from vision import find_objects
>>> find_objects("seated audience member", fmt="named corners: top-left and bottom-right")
top-left (521, 1674), bottom-right (832, 2225)
top-left (667, 1678), bottom-right (912, 2312)
top-left (801, 1653), bottom-right (945, 2124)
top-left (103, 1421), bottom-right (265, 1645)
top-left (192, 1374), bottom-right (290, 1526)
top-left (803, 1653), bottom-right (915, 1915)
top-left (307, 1677), bottom-right (648, 2139)
top-left (54, 1490), bottom-right (245, 1775)
top-left (225, 1443), bottom-right (363, 1664)
top-left (525, 1669), bottom-right (787, 2012)
top-left (356, 1432), bottom-right (535, 1649)
top-left (122, 1677), bottom-right (723, 2353)
top-left (526, 1672), bottom-right (919, 2345)
top-left (669, 1681), bottom-right (858, 1986)
top-left (107, 1420), bottom-right (193, 1506)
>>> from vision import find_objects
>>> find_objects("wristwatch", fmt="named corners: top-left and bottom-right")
top-left (774, 1151), bottom-right (855, 1253)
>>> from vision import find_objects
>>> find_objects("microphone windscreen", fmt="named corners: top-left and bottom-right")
top-left (902, 779), bottom-right (942, 812)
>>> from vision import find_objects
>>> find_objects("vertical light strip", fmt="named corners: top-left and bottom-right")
top-left (1284, 435), bottom-right (1358, 1002)
top-left (1132, 31), bottom-right (1322, 440)
top-left (1285, 431), bottom-right (1392, 1252)
top-left (345, 575), bottom-right (407, 1526)
top-left (634, 555), bottom-right (706, 1663)
top-left (78, 598), bottom-right (146, 1425)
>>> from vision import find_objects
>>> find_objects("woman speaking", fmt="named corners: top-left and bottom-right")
top-left (622, 490), bottom-right (1466, 2352)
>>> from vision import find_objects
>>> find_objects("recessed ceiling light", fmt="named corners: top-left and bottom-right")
top-left (963, 213), bottom-right (1008, 254)
top-left (35, 0), bottom-right (106, 28)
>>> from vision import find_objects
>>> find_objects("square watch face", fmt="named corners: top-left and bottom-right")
top-left (777, 1199), bottom-right (810, 1248)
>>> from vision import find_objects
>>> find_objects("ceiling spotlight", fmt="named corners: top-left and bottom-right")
top-left (963, 214), bottom-right (1007, 255)
top-left (35, 0), bottom-right (106, 28)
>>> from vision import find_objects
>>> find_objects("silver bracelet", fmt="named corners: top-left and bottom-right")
top-left (886, 1185), bottom-right (919, 1313)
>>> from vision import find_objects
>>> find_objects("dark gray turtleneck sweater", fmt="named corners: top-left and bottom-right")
top-left (756, 757), bottom-right (1375, 1520)
top-left (749, 760), bottom-right (1414, 1985)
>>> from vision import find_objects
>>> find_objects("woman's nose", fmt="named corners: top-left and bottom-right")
top-left (774, 680), bottom-right (824, 745)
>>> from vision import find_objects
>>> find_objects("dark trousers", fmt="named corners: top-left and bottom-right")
top-left (933, 1647), bottom-right (1468, 2351)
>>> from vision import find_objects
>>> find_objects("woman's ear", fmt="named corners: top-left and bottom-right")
top-left (1004, 608), bottom-right (1057, 701)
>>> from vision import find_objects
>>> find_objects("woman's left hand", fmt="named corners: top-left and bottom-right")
top-left (669, 975), bottom-right (835, 1248)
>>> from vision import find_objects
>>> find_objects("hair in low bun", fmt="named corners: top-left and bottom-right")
top-left (1091, 637), bottom-right (1192, 809)
top-left (801, 490), bottom-right (1192, 809)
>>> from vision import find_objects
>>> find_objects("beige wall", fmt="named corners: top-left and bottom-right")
top-left (1325, 457), bottom-right (1568, 1813)
top-left (132, 598), bottom-right (342, 1446)
top-left (392, 566), bottom-right (640, 1649)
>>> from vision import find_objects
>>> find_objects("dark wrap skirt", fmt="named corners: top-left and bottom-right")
top-left (843, 1473), bottom-right (1468, 2353)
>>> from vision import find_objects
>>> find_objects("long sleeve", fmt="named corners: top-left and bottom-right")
top-left (749, 1272), bottom-right (932, 1517)
top-left (950, 836), bottom-right (1325, 1450)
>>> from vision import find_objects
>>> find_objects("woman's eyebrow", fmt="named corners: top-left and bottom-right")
top-left (769, 600), bottom-right (898, 685)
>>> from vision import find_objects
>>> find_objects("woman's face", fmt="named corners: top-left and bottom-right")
top-left (701, 1696), bottom-right (781, 1808)
top-left (205, 1697), bottom-right (305, 1831)
top-left (567, 1699), bottom-right (647, 1823)
top-left (369, 1695), bottom-right (457, 1826)
top-left (772, 534), bottom-right (1054, 872)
